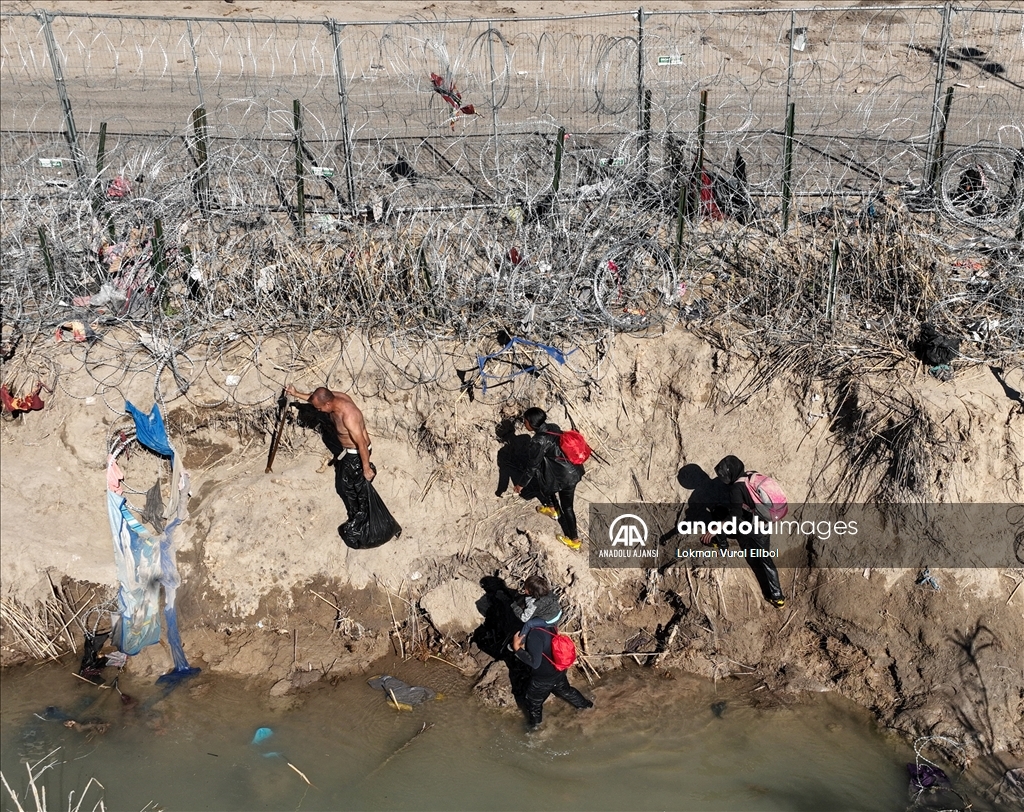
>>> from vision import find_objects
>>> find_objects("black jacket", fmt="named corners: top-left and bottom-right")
top-left (514, 626), bottom-right (558, 677)
top-left (523, 422), bottom-right (584, 495)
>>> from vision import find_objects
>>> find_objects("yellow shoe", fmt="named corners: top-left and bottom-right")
top-left (556, 534), bottom-right (582, 551)
top-left (537, 505), bottom-right (560, 520)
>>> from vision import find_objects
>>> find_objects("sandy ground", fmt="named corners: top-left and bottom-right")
top-left (2, 326), bottom-right (1022, 777)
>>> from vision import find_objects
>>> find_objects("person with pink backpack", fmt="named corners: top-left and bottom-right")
top-left (700, 454), bottom-right (787, 608)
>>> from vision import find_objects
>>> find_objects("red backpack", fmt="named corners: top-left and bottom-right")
top-left (539, 627), bottom-right (577, 671)
top-left (547, 430), bottom-right (592, 465)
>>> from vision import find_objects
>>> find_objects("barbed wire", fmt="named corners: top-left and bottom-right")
top-left (0, 6), bottom-right (1021, 413)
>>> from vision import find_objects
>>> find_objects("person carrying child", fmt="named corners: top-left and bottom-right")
top-left (511, 574), bottom-right (563, 639)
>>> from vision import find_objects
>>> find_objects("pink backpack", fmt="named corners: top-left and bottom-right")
top-left (741, 472), bottom-right (788, 521)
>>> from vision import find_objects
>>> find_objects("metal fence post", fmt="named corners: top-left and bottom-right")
top-left (487, 22), bottom-right (503, 194)
top-left (552, 126), bottom-right (566, 194)
top-left (38, 227), bottom-right (55, 286)
top-left (191, 107), bottom-right (211, 215)
top-left (636, 6), bottom-right (645, 133)
top-left (925, 2), bottom-right (953, 194)
top-left (781, 101), bottom-right (796, 231)
top-left (691, 89), bottom-right (708, 219)
top-left (293, 99), bottom-right (306, 236)
top-left (38, 11), bottom-right (86, 180)
top-left (927, 86), bottom-right (955, 194)
top-left (328, 20), bottom-right (358, 215)
top-left (487, 20), bottom-right (500, 182)
top-left (784, 11), bottom-right (796, 125)
top-left (186, 20), bottom-right (206, 111)
top-left (640, 88), bottom-right (652, 179)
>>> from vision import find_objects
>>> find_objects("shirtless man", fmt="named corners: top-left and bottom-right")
top-left (286, 385), bottom-right (376, 528)
top-left (285, 385), bottom-right (375, 480)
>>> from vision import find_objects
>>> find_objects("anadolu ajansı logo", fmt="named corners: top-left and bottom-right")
top-left (609, 513), bottom-right (648, 546)
top-left (609, 514), bottom-right (650, 548)
top-left (598, 513), bottom-right (657, 561)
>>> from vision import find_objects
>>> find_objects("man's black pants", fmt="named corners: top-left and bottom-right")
top-left (335, 452), bottom-right (369, 524)
top-left (741, 534), bottom-right (784, 602)
top-left (542, 483), bottom-right (579, 539)
top-left (525, 669), bottom-right (592, 726)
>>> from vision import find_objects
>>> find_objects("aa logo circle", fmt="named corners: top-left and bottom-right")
top-left (609, 514), bottom-right (648, 547)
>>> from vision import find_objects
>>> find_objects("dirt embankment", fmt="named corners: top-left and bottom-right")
top-left (1, 328), bottom-right (1023, 782)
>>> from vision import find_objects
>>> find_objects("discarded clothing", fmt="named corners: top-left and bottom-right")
top-left (367, 675), bottom-right (436, 706)
top-left (908, 763), bottom-right (951, 791)
top-left (54, 321), bottom-right (96, 343)
top-left (107, 402), bottom-right (199, 680)
top-left (0, 382), bottom-right (45, 414)
top-left (915, 568), bottom-right (940, 590)
top-left (106, 175), bottom-right (132, 199)
top-left (78, 631), bottom-right (111, 682)
top-left (915, 323), bottom-right (960, 366)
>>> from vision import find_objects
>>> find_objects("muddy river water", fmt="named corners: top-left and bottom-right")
top-left (0, 657), bottom-right (976, 811)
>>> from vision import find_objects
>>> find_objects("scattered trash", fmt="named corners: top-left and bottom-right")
top-left (73, 282), bottom-right (128, 309)
top-left (908, 762), bottom-right (951, 790)
top-left (578, 177), bottom-right (614, 200)
top-left (55, 320), bottom-right (97, 343)
top-left (680, 298), bottom-right (708, 322)
top-left (475, 336), bottom-right (575, 394)
top-left (106, 175), bottom-right (132, 199)
top-left (367, 675), bottom-right (439, 707)
top-left (78, 630), bottom-right (112, 682)
top-left (966, 318), bottom-right (999, 342)
top-left (914, 322), bottom-right (960, 367)
top-left (1, 381), bottom-right (47, 415)
top-left (252, 727), bottom-right (273, 745)
top-left (430, 72), bottom-right (476, 129)
top-left (915, 568), bottom-right (940, 590)
top-left (929, 364), bottom-right (954, 382)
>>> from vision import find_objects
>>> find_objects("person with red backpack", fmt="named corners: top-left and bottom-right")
top-left (514, 407), bottom-right (588, 550)
top-left (512, 593), bottom-right (592, 730)
top-left (699, 454), bottom-right (787, 608)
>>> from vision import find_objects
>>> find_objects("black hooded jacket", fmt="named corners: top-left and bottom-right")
top-left (523, 422), bottom-right (584, 494)
top-left (715, 455), bottom-right (765, 543)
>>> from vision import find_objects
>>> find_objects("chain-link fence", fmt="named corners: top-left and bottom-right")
top-left (1, 5), bottom-right (1021, 409)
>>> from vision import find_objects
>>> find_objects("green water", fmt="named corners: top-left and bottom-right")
top-left (0, 657), bottom-right (943, 811)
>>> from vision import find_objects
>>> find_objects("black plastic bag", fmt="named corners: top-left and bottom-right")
top-left (78, 631), bottom-right (110, 682)
top-left (914, 322), bottom-right (960, 366)
top-left (339, 478), bottom-right (402, 549)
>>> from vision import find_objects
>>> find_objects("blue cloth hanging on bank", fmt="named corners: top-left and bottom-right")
top-left (476, 337), bottom-right (576, 393)
top-left (108, 402), bottom-right (199, 682)
top-left (126, 400), bottom-right (175, 460)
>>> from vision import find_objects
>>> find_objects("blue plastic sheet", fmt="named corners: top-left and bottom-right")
top-left (108, 402), bottom-right (199, 681)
